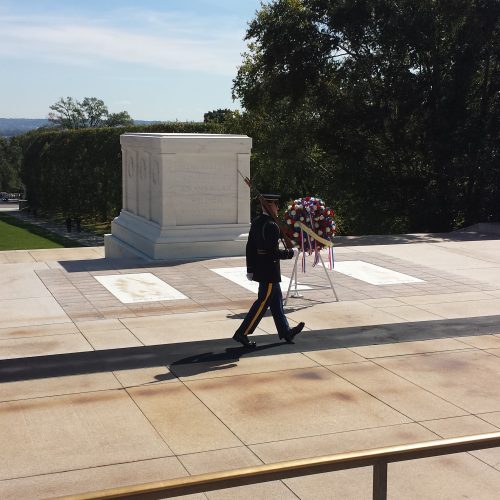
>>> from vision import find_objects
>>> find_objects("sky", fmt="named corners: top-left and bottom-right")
top-left (0, 0), bottom-right (263, 121)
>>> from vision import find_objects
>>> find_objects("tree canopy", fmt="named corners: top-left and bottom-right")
top-left (233, 0), bottom-right (500, 234)
top-left (48, 97), bottom-right (133, 129)
top-left (203, 108), bottom-right (239, 123)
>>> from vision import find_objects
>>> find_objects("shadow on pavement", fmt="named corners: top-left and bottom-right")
top-left (59, 258), bottom-right (161, 272)
top-left (334, 228), bottom-right (500, 247)
top-left (58, 255), bottom-right (246, 273)
top-left (1, 315), bottom-right (500, 383)
top-left (167, 342), bottom-right (285, 379)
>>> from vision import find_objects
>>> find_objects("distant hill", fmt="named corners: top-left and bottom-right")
top-left (0, 118), bottom-right (159, 137)
top-left (0, 118), bottom-right (52, 137)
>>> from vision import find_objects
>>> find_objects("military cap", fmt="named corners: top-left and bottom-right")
top-left (260, 192), bottom-right (280, 202)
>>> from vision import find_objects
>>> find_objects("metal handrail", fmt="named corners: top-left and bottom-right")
top-left (54, 432), bottom-right (500, 500)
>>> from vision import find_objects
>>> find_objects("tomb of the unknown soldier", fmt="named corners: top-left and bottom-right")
top-left (104, 133), bottom-right (252, 261)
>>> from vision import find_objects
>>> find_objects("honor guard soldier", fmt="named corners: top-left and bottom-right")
top-left (233, 192), bottom-right (305, 347)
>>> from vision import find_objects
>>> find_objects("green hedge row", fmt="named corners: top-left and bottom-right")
top-left (19, 122), bottom-right (226, 221)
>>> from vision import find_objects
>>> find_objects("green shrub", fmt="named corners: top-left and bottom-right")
top-left (18, 122), bottom-right (227, 222)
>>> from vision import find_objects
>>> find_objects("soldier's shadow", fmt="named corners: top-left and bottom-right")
top-left (159, 342), bottom-right (283, 380)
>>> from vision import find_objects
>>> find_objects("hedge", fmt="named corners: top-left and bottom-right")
top-left (19, 122), bottom-right (227, 221)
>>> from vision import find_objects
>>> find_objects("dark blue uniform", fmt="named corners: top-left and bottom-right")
top-left (234, 213), bottom-right (302, 344)
top-left (247, 213), bottom-right (294, 283)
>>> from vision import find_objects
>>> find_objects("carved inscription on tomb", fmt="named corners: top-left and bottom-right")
top-left (138, 156), bottom-right (150, 219)
top-left (125, 151), bottom-right (137, 214)
top-left (150, 158), bottom-right (161, 223)
top-left (168, 154), bottom-right (237, 225)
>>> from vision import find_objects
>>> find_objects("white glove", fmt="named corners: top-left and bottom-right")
top-left (292, 248), bottom-right (300, 258)
top-left (246, 273), bottom-right (253, 281)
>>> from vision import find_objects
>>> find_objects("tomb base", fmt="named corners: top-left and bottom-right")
top-left (105, 210), bottom-right (249, 261)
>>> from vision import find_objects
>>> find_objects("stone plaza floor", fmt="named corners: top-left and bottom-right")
top-left (1, 224), bottom-right (500, 498)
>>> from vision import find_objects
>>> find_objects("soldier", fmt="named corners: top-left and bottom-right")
top-left (233, 192), bottom-right (305, 348)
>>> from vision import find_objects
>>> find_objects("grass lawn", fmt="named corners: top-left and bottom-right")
top-left (0, 213), bottom-right (81, 250)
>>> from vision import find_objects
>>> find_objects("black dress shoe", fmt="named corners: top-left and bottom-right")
top-left (233, 332), bottom-right (257, 348)
top-left (280, 321), bottom-right (305, 343)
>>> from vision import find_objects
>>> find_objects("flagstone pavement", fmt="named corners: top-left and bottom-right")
top-left (1, 224), bottom-right (500, 499)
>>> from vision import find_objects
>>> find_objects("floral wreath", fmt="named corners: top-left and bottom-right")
top-left (284, 196), bottom-right (336, 270)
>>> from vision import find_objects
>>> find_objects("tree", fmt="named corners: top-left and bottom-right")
top-left (204, 108), bottom-right (239, 123)
top-left (48, 97), bottom-right (85, 129)
top-left (233, 0), bottom-right (500, 233)
top-left (106, 111), bottom-right (134, 127)
top-left (48, 97), bottom-right (133, 129)
top-left (80, 97), bottom-right (108, 127)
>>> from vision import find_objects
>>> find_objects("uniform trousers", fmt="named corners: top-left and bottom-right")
top-left (235, 281), bottom-right (289, 337)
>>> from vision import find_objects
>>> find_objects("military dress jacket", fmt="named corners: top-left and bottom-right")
top-left (246, 213), bottom-right (294, 283)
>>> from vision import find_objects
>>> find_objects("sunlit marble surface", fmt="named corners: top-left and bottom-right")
top-left (334, 260), bottom-right (424, 285)
top-left (94, 273), bottom-right (187, 303)
top-left (210, 266), bottom-right (311, 293)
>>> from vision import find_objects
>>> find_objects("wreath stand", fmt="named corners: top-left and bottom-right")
top-left (284, 250), bottom-right (339, 306)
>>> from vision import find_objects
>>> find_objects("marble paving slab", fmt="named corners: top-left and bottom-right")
top-left (94, 273), bottom-right (187, 303)
top-left (334, 260), bottom-right (424, 285)
top-left (0, 297), bottom-right (70, 329)
top-left (0, 457), bottom-right (194, 500)
top-left (0, 372), bottom-right (122, 402)
top-left (376, 350), bottom-right (500, 413)
top-left (210, 266), bottom-right (311, 293)
top-left (128, 384), bottom-right (242, 454)
top-left (0, 390), bottom-right (172, 480)
top-left (179, 447), bottom-right (296, 500)
top-left (185, 366), bottom-right (410, 444)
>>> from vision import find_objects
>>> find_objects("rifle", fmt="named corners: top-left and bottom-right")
top-left (238, 170), bottom-right (295, 249)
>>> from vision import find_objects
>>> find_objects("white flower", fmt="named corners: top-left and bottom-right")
top-left (319, 215), bottom-right (324, 220)
top-left (288, 205), bottom-right (292, 210)
top-left (286, 219), bottom-right (292, 225)
top-left (326, 227), bottom-right (331, 232)
top-left (315, 223), bottom-right (319, 228)
top-left (291, 210), bottom-right (296, 215)
top-left (318, 230), bottom-right (323, 235)
top-left (293, 232), bottom-right (299, 237)
top-left (294, 222), bottom-right (300, 227)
